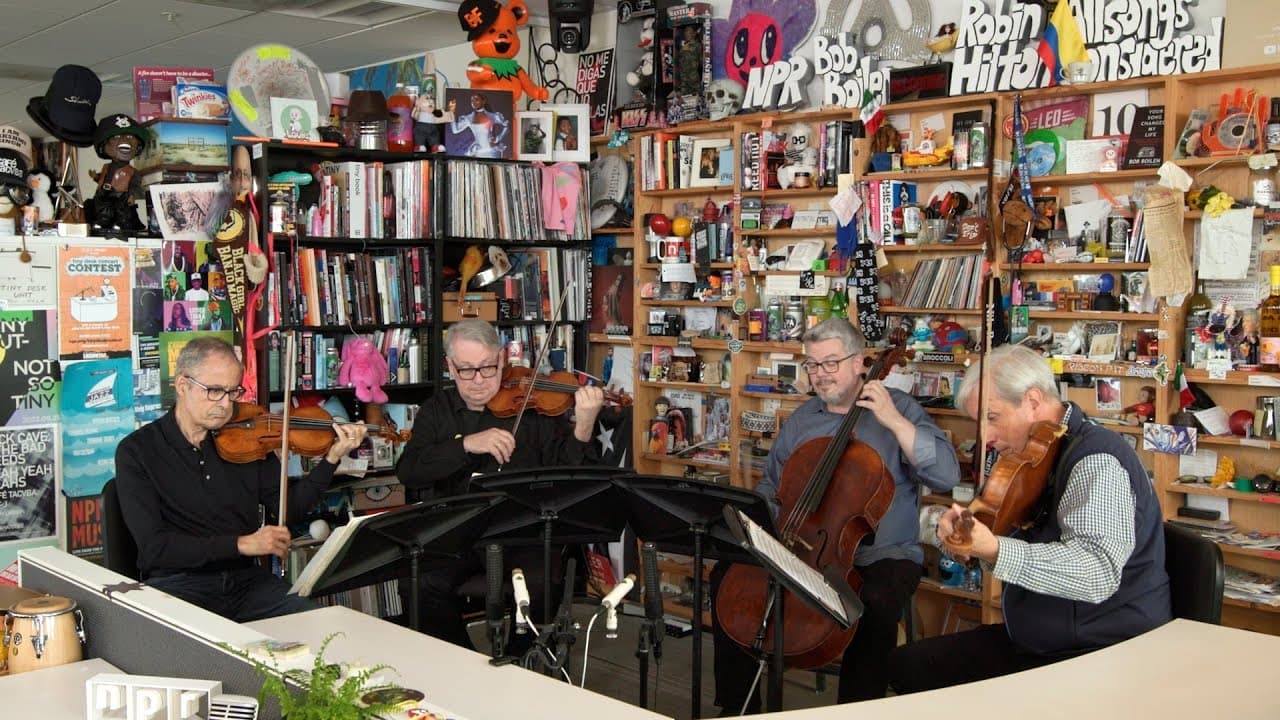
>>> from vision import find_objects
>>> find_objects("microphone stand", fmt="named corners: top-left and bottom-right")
top-left (523, 558), bottom-right (578, 679)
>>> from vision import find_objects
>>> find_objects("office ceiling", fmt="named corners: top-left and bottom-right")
top-left (0, 0), bottom-right (573, 140)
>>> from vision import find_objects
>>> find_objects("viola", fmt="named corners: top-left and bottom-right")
top-left (486, 365), bottom-right (631, 418)
top-left (212, 402), bottom-right (411, 464)
top-left (943, 420), bottom-right (1066, 554)
top-left (715, 338), bottom-right (906, 669)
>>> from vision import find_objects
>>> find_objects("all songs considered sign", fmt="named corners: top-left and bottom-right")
top-left (0, 424), bottom-right (58, 542)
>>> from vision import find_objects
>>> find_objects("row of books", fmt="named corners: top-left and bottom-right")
top-left (637, 132), bottom-right (733, 191)
top-left (265, 328), bottom-right (425, 394)
top-left (897, 253), bottom-right (985, 309)
top-left (267, 246), bottom-right (432, 328)
top-left (444, 160), bottom-right (589, 242)
top-left (495, 247), bottom-right (592, 323)
top-left (306, 161), bottom-right (391, 239)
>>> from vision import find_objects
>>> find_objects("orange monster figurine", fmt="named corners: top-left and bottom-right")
top-left (457, 0), bottom-right (549, 103)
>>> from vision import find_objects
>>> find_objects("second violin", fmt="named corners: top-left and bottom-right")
top-left (486, 365), bottom-right (631, 417)
top-left (213, 402), bottom-right (410, 463)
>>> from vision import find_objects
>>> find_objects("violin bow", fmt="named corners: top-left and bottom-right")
top-left (275, 330), bottom-right (297, 575)
top-left (504, 280), bottom-right (577, 458)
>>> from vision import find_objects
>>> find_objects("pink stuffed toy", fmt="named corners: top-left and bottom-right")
top-left (338, 337), bottom-right (389, 403)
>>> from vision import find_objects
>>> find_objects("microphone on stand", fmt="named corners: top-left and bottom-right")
top-left (512, 567), bottom-right (532, 634)
top-left (642, 542), bottom-right (664, 660)
top-left (485, 544), bottom-right (506, 659)
top-left (601, 574), bottom-right (636, 639)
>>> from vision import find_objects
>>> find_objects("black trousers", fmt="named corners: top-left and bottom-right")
top-left (886, 622), bottom-right (1081, 694)
top-left (148, 566), bottom-right (316, 623)
top-left (710, 557), bottom-right (921, 714)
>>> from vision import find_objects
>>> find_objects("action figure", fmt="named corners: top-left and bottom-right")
top-left (88, 114), bottom-right (151, 236)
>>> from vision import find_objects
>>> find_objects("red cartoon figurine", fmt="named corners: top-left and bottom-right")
top-left (458, 0), bottom-right (548, 103)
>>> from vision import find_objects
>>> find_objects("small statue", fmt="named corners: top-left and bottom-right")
top-left (1124, 385), bottom-right (1156, 423)
top-left (412, 95), bottom-right (451, 152)
top-left (1237, 311), bottom-right (1260, 366)
top-left (909, 317), bottom-right (935, 351)
top-left (88, 114), bottom-right (151, 237)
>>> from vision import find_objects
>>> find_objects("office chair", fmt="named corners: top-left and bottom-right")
top-left (1163, 521), bottom-right (1224, 624)
top-left (101, 478), bottom-right (140, 581)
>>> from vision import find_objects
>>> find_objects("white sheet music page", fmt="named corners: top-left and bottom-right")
top-left (738, 510), bottom-right (847, 624)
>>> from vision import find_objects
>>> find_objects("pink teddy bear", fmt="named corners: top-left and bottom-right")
top-left (338, 337), bottom-right (389, 404)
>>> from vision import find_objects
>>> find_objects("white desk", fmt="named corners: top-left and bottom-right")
top-left (249, 606), bottom-right (669, 720)
top-left (756, 619), bottom-right (1279, 720)
top-left (0, 658), bottom-right (120, 719)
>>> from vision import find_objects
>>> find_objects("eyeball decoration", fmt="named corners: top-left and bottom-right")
top-left (705, 79), bottom-right (744, 121)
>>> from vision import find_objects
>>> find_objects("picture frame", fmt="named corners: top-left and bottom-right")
top-left (148, 182), bottom-right (227, 241)
top-left (269, 97), bottom-right (319, 141)
top-left (690, 138), bottom-right (732, 187)
top-left (516, 110), bottom-right (554, 162)
top-left (542, 103), bottom-right (591, 163)
top-left (444, 88), bottom-right (515, 160)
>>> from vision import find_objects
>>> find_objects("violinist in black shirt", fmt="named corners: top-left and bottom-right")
top-left (115, 337), bottom-right (366, 622)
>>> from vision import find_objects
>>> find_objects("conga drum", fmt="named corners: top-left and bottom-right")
top-left (3, 596), bottom-right (85, 675)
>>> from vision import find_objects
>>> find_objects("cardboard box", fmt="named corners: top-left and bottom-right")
top-left (443, 292), bottom-right (497, 322)
top-left (137, 117), bottom-right (229, 171)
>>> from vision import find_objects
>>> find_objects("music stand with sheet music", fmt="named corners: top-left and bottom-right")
top-left (721, 505), bottom-right (864, 714)
top-left (474, 466), bottom-right (629, 624)
top-left (614, 474), bottom-right (774, 719)
top-left (290, 492), bottom-right (508, 632)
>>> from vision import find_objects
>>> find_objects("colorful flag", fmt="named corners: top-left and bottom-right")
top-left (860, 88), bottom-right (884, 136)
top-left (1037, 0), bottom-right (1090, 86)
top-left (1173, 363), bottom-right (1195, 410)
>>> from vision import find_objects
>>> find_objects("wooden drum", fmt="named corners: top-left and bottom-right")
top-left (3, 595), bottom-right (85, 675)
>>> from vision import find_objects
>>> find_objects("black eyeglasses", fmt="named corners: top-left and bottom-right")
top-left (185, 375), bottom-right (247, 402)
top-left (801, 353), bottom-right (857, 375)
top-left (453, 364), bottom-right (500, 380)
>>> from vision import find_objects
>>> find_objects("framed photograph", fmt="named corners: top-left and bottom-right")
top-left (269, 97), bottom-right (319, 141)
top-left (148, 182), bottom-right (227, 241)
top-left (444, 88), bottom-right (515, 159)
top-left (1095, 377), bottom-right (1122, 411)
top-left (690, 138), bottom-right (731, 187)
top-left (542, 103), bottom-right (590, 163)
top-left (517, 110), bottom-right (554, 162)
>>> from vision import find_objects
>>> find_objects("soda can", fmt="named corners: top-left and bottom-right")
top-left (720, 271), bottom-right (735, 298)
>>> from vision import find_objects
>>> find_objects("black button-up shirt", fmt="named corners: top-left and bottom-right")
top-left (115, 410), bottom-right (337, 577)
top-left (394, 388), bottom-right (599, 501)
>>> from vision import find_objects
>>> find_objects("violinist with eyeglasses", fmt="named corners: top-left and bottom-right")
top-left (887, 345), bottom-right (1170, 693)
top-left (394, 319), bottom-right (606, 648)
top-left (115, 337), bottom-right (367, 622)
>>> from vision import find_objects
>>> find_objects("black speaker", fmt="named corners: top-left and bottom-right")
top-left (550, 0), bottom-right (593, 53)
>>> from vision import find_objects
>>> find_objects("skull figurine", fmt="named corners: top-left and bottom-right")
top-left (706, 79), bottom-right (743, 122)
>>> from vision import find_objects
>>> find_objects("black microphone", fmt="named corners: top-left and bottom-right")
top-left (642, 541), bottom-right (664, 659)
top-left (485, 544), bottom-right (505, 658)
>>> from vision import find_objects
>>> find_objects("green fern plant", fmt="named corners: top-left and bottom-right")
top-left (227, 633), bottom-right (402, 720)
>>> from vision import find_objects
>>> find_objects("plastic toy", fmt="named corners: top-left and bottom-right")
top-left (458, 0), bottom-right (548, 102)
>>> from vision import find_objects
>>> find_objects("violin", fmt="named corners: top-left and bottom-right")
top-left (486, 365), bottom-right (631, 418)
top-left (715, 338), bottom-right (906, 669)
top-left (943, 420), bottom-right (1066, 554)
top-left (212, 402), bottom-right (411, 464)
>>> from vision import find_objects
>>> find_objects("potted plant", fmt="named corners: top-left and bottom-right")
top-left (229, 633), bottom-right (406, 719)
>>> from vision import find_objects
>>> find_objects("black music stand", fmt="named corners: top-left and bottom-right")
top-left (292, 492), bottom-right (507, 633)
top-left (474, 466), bottom-right (629, 625)
top-left (614, 474), bottom-right (774, 719)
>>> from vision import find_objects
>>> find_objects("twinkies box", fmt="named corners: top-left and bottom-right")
top-left (136, 117), bottom-right (229, 171)
top-left (171, 82), bottom-right (231, 120)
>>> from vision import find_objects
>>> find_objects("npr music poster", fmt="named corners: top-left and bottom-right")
top-left (58, 245), bottom-right (133, 359)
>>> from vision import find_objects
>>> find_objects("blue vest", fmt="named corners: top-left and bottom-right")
top-left (1002, 403), bottom-right (1171, 656)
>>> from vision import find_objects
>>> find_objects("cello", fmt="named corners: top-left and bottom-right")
top-left (715, 336), bottom-right (905, 669)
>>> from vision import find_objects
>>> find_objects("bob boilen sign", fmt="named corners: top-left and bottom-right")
top-left (741, 32), bottom-right (890, 114)
top-left (951, 0), bottom-right (1224, 95)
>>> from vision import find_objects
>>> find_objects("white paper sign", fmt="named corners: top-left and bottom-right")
top-left (1197, 209), bottom-right (1255, 280)
top-left (0, 242), bottom-right (57, 310)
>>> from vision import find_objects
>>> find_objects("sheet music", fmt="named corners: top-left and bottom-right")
top-left (737, 510), bottom-right (847, 624)
top-left (288, 512), bottom-right (377, 596)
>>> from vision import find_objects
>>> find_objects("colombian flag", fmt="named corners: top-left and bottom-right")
top-left (1037, 0), bottom-right (1090, 86)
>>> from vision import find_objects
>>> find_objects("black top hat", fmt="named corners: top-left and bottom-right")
top-left (346, 90), bottom-right (390, 123)
top-left (458, 0), bottom-right (501, 40)
top-left (27, 65), bottom-right (102, 147)
top-left (93, 114), bottom-right (152, 160)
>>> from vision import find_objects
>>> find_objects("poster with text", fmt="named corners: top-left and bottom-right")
top-left (66, 494), bottom-right (103, 557)
top-left (0, 241), bottom-right (57, 310)
top-left (0, 424), bottom-right (58, 542)
top-left (159, 330), bottom-right (233, 406)
top-left (58, 245), bottom-right (133, 359)
top-left (60, 358), bottom-right (134, 497)
top-left (0, 310), bottom-right (61, 426)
